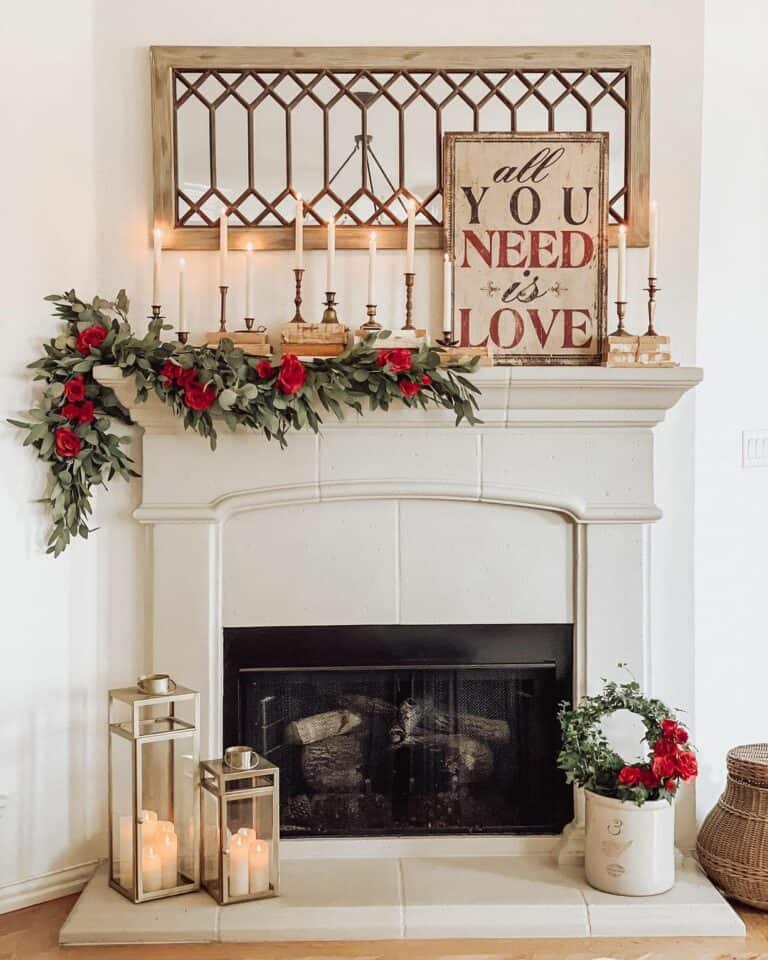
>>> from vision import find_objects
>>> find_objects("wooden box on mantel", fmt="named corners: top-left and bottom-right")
top-left (603, 334), bottom-right (676, 368)
top-left (205, 330), bottom-right (272, 357)
top-left (281, 322), bottom-right (349, 358)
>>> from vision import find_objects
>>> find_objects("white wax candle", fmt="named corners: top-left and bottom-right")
top-left (367, 231), bottom-right (376, 304)
top-left (442, 253), bottom-right (452, 333)
top-left (617, 224), bottom-right (627, 302)
top-left (406, 198), bottom-right (416, 274)
top-left (238, 827), bottom-right (257, 844)
top-left (118, 815), bottom-right (133, 890)
top-left (326, 217), bottom-right (335, 292)
top-left (141, 809), bottom-right (158, 847)
top-left (141, 846), bottom-right (163, 893)
top-left (178, 259), bottom-right (187, 332)
top-left (228, 833), bottom-right (250, 898)
top-left (649, 200), bottom-right (658, 277)
top-left (159, 830), bottom-right (178, 889)
top-left (248, 839), bottom-right (270, 894)
top-left (219, 212), bottom-right (229, 287)
top-left (245, 243), bottom-right (254, 318)
top-left (295, 195), bottom-right (304, 270)
top-left (152, 228), bottom-right (163, 306)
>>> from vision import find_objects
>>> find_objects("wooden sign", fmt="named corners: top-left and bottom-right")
top-left (444, 132), bottom-right (608, 365)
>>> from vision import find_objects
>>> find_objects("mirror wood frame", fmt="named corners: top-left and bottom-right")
top-left (151, 45), bottom-right (649, 252)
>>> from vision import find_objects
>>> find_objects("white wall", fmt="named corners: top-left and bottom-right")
top-left (1, 0), bottom-right (706, 901)
top-left (694, 0), bottom-right (768, 820)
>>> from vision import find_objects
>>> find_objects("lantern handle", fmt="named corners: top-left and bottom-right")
top-left (137, 674), bottom-right (177, 695)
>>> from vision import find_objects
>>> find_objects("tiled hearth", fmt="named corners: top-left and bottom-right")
top-left (61, 855), bottom-right (743, 944)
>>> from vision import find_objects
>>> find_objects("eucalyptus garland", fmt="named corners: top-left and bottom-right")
top-left (558, 670), bottom-right (698, 805)
top-left (10, 290), bottom-right (481, 556)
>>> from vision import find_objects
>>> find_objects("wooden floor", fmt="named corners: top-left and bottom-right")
top-left (2, 893), bottom-right (767, 960)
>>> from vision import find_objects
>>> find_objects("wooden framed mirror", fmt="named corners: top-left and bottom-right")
top-left (151, 45), bottom-right (649, 250)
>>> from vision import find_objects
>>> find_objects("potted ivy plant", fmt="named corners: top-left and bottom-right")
top-left (558, 671), bottom-right (698, 896)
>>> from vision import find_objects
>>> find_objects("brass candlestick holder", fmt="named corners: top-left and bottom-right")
top-left (291, 268), bottom-right (305, 323)
top-left (644, 276), bottom-right (660, 336)
top-left (402, 272), bottom-right (415, 331)
top-left (150, 304), bottom-right (163, 321)
top-left (322, 291), bottom-right (338, 324)
top-left (243, 316), bottom-right (255, 331)
top-left (609, 300), bottom-right (630, 337)
top-left (218, 285), bottom-right (229, 333)
top-left (436, 330), bottom-right (459, 347)
top-left (177, 331), bottom-right (190, 344)
top-left (360, 304), bottom-right (381, 333)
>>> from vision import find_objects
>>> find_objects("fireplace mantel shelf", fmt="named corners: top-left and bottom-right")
top-left (94, 364), bottom-right (702, 432)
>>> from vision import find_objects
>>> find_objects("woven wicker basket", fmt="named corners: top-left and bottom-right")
top-left (697, 744), bottom-right (768, 909)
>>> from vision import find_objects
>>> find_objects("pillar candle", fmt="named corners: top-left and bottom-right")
top-left (141, 809), bottom-right (158, 847)
top-left (219, 212), bottom-right (229, 287)
top-left (248, 839), bottom-right (270, 894)
top-left (152, 228), bottom-right (163, 306)
top-left (405, 198), bottom-right (416, 274)
top-left (617, 224), bottom-right (627, 302)
top-left (178, 259), bottom-right (187, 332)
top-left (367, 232), bottom-right (376, 304)
top-left (238, 827), bottom-right (257, 844)
top-left (118, 815), bottom-right (133, 890)
top-left (141, 846), bottom-right (163, 893)
top-left (326, 217), bottom-right (335, 291)
top-left (228, 833), bottom-right (250, 898)
top-left (295, 195), bottom-right (304, 270)
top-left (159, 829), bottom-right (178, 889)
top-left (649, 200), bottom-right (658, 277)
top-left (442, 253), bottom-right (452, 333)
top-left (245, 243), bottom-right (254, 318)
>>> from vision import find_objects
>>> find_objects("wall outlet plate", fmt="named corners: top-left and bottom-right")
top-left (742, 430), bottom-right (768, 467)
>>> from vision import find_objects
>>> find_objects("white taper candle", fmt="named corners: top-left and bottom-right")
top-left (178, 258), bottom-right (187, 332)
top-left (245, 242), bottom-right (253, 317)
top-left (442, 253), bottom-right (452, 333)
top-left (649, 200), bottom-right (658, 277)
top-left (219, 212), bottom-right (229, 287)
top-left (152, 228), bottom-right (163, 305)
top-left (295, 195), bottom-right (304, 270)
top-left (617, 224), bottom-right (627, 302)
top-left (367, 231), bottom-right (376, 304)
top-left (326, 217), bottom-right (335, 291)
top-left (406, 199), bottom-right (416, 273)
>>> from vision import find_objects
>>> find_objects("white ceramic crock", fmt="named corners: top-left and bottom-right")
top-left (584, 789), bottom-right (675, 896)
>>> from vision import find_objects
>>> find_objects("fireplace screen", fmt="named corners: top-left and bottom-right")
top-left (224, 624), bottom-right (572, 837)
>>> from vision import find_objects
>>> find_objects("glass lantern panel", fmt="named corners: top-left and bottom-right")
top-left (137, 732), bottom-right (197, 892)
top-left (109, 731), bottom-right (134, 893)
top-left (201, 785), bottom-right (221, 898)
top-left (223, 793), bottom-right (275, 898)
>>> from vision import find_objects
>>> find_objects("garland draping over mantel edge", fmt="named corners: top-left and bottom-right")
top-left (9, 292), bottom-right (481, 556)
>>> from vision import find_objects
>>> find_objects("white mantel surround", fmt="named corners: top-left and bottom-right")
top-left (96, 362), bottom-right (701, 864)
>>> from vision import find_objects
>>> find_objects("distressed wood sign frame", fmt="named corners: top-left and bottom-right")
top-left (444, 131), bottom-right (608, 366)
top-left (150, 45), bottom-right (649, 252)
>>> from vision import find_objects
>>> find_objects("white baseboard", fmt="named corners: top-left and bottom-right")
top-left (0, 860), bottom-right (98, 915)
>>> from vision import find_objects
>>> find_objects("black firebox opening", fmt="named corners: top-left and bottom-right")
top-left (224, 624), bottom-right (573, 837)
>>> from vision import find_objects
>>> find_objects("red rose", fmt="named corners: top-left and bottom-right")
top-left (183, 381), bottom-right (216, 411)
top-left (661, 719), bottom-right (689, 744)
top-left (160, 361), bottom-right (181, 385)
top-left (653, 737), bottom-right (678, 758)
top-left (652, 755), bottom-right (676, 780)
top-left (76, 400), bottom-right (95, 424)
top-left (177, 368), bottom-right (199, 389)
top-left (64, 375), bottom-right (86, 402)
top-left (376, 348), bottom-right (412, 373)
top-left (421, 374), bottom-right (432, 386)
top-left (664, 778), bottom-right (678, 793)
top-left (617, 766), bottom-right (643, 787)
top-left (276, 354), bottom-right (307, 395)
top-left (61, 402), bottom-right (81, 421)
top-left (675, 750), bottom-right (698, 781)
top-left (55, 427), bottom-right (81, 458)
top-left (640, 768), bottom-right (660, 790)
top-left (398, 378), bottom-right (421, 398)
top-left (256, 360), bottom-right (274, 379)
top-left (75, 325), bottom-right (108, 354)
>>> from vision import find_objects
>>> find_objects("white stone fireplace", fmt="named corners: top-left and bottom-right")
top-left (98, 363), bottom-right (701, 852)
top-left (58, 361), bottom-right (748, 943)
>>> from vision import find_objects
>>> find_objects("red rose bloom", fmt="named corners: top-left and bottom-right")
top-left (183, 381), bottom-right (216, 411)
top-left (64, 375), bottom-right (86, 402)
top-left (55, 427), bottom-right (81, 458)
top-left (640, 768), bottom-right (660, 790)
top-left (398, 378), bottom-right (421, 398)
top-left (376, 348), bottom-right (412, 373)
top-left (75, 325), bottom-right (108, 354)
top-left (652, 755), bottom-right (676, 780)
top-left (421, 374), bottom-right (432, 386)
top-left (276, 354), bottom-right (307, 395)
top-left (177, 367), bottom-right (199, 389)
top-left (675, 750), bottom-right (698, 781)
top-left (661, 719), bottom-right (689, 744)
top-left (61, 402), bottom-right (81, 421)
top-left (664, 778), bottom-right (678, 793)
top-left (653, 737), bottom-right (678, 758)
top-left (76, 400), bottom-right (95, 424)
top-left (617, 765), bottom-right (643, 787)
top-left (256, 360), bottom-right (274, 379)
top-left (160, 361), bottom-right (181, 385)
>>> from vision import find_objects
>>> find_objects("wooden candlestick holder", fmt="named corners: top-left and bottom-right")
top-left (291, 268), bottom-right (305, 323)
top-left (218, 285), bottom-right (229, 333)
top-left (402, 273), bottom-right (415, 331)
